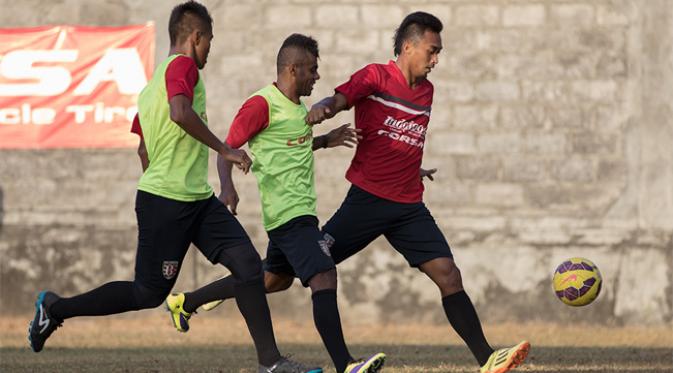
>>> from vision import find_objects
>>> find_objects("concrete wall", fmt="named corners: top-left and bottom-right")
top-left (1, 0), bottom-right (672, 325)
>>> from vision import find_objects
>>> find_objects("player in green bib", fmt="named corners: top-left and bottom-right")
top-left (29, 3), bottom-right (319, 373)
top-left (165, 34), bottom-right (386, 373)
top-left (242, 82), bottom-right (318, 230)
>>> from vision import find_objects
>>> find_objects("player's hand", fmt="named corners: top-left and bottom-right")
top-left (218, 186), bottom-right (240, 215)
top-left (306, 103), bottom-right (332, 125)
top-left (420, 167), bottom-right (437, 181)
top-left (326, 123), bottom-right (362, 148)
top-left (222, 148), bottom-right (252, 174)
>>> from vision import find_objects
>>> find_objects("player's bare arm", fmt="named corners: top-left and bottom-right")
top-left (169, 94), bottom-right (252, 173)
top-left (137, 138), bottom-right (149, 172)
top-left (305, 92), bottom-right (349, 125)
top-left (312, 123), bottom-right (362, 151)
top-left (216, 153), bottom-right (239, 215)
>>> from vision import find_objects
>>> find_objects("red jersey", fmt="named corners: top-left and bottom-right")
top-left (130, 55), bottom-right (199, 139)
top-left (226, 95), bottom-right (270, 148)
top-left (335, 60), bottom-right (433, 203)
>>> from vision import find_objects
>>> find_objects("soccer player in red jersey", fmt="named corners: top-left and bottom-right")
top-left (304, 11), bottom-right (530, 373)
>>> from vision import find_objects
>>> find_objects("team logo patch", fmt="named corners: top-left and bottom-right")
top-left (318, 233), bottom-right (335, 257)
top-left (162, 261), bottom-right (179, 280)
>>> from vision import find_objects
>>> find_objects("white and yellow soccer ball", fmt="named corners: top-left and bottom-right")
top-left (552, 257), bottom-right (602, 307)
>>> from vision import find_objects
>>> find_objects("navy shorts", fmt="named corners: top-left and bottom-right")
top-left (135, 190), bottom-right (254, 292)
top-left (263, 215), bottom-right (336, 287)
top-left (321, 185), bottom-right (452, 267)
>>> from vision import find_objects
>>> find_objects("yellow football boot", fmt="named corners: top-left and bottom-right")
top-left (480, 341), bottom-right (530, 373)
top-left (344, 352), bottom-right (386, 373)
top-left (165, 293), bottom-right (192, 332)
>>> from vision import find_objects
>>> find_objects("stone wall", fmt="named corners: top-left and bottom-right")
top-left (1, 0), bottom-right (671, 325)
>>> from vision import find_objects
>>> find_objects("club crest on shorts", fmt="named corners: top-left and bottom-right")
top-left (318, 233), bottom-right (335, 257)
top-left (162, 261), bottom-right (179, 280)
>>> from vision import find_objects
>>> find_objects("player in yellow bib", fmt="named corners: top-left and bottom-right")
top-left (29, 3), bottom-right (319, 372)
top-left (165, 34), bottom-right (385, 373)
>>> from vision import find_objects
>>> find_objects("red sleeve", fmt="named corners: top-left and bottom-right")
top-left (334, 64), bottom-right (379, 108)
top-left (165, 55), bottom-right (199, 102)
top-left (225, 95), bottom-right (270, 149)
top-left (130, 114), bottom-right (143, 139)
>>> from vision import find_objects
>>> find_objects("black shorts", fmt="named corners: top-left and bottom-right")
top-left (263, 215), bottom-right (336, 287)
top-left (321, 185), bottom-right (452, 267)
top-left (134, 190), bottom-right (253, 291)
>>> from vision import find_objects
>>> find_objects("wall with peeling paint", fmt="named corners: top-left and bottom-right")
top-left (1, 0), bottom-right (671, 325)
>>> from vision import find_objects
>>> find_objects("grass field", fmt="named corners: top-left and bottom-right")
top-left (1, 312), bottom-right (671, 372)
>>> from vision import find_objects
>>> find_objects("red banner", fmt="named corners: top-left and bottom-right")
top-left (0, 24), bottom-right (154, 148)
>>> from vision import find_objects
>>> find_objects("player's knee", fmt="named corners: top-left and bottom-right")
top-left (422, 258), bottom-right (464, 295)
top-left (226, 244), bottom-right (263, 283)
top-left (265, 272), bottom-right (294, 293)
top-left (439, 263), bottom-right (463, 294)
top-left (132, 282), bottom-right (169, 309)
top-left (308, 268), bottom-right (338, 292)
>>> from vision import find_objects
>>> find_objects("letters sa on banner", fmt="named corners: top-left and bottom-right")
top-left (0, 23), bottom-right (155, 148)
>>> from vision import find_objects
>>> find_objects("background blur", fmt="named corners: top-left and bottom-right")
top-left (0, 0), bottom-right (671, 327)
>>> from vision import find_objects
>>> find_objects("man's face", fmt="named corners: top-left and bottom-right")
top-left (294, 53), bottom-right (320, 97)
top-left (193, 28), bottom-right (213, 69)
top-left (407, 30), bottom-right (442, 80)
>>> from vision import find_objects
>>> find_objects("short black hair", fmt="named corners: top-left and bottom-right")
top-left (393, 11), bottom-right (443, 56)
top-left (168, 1), bottom-right (213, 45)
top-left (276, 33), bottom-right (319, 74)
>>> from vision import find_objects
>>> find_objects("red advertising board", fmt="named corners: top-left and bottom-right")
top-left (0, 23), bottom-right (154, 148)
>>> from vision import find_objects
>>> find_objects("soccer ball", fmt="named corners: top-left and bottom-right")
top-left (552, 257), bottom-right (602, 306)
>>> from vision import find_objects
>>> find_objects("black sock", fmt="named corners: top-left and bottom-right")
top-left (312, 289), bottom-right (353, 373)
top-left (183, 276), bottom-right (235, 313)
top-left (50, 281), bottom-right (145, 320)
top-left (442, 291), bottom-right (494, 366)
top-left (234, 278), bottom-right (281, 367)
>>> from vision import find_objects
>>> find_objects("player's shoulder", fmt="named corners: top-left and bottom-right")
top-left (352, 62), bottom-right (400, 88)
top-left (166, 55), bottom-right (198, 75)
top-left (355, 62), bottom-right (388, 77)
top-left (243, 93), bottom-right (268, 105)
top-left (172, 54), bottom-right (196, 64)
top-left (364, 62), bottom-right (388, 70)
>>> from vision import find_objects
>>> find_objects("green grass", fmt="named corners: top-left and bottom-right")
top-left (2, 345), bottom-right (672, 372)
top-left (2, 314), bottom-right (671, 372)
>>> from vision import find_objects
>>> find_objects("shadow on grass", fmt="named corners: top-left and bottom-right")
top-left (1, 345), bottom-right (672, 372)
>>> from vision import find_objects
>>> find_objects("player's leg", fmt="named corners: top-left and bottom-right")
top-left (424, 255), bottom-right (529, 373)
top-left (265, 270), bottom-right (295, 292)
top-left (384, 203), bottom-right (493, 364)
top-left (197, 271), bottom-right (293, 312)
top-left (262, 238), bottom-right (300, 292)
top-left (29, 280), bottom-right (171, 353)
top-left (385, 203), bottom-right (529, 373)
top-left (309, 269), bottom-right (384, 373)
top-left (193, 196), bottom-right (319, 372)
top-left (319, 186), bottom-right (390, 372)
top-left (419, 257), bottom-right (494, 364)
top-left (321, 185), bottom-right (386, 265)
top-left (271, 214), bottom-right (385, 373)
top-left (168, 275), bottom-right (234, 317)
top-left (169, 244), bottom-right (296, 327)
top-left (29, 190), bottom-right (194, 352)
top-left (276, 217), bottom-right (352, 373)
